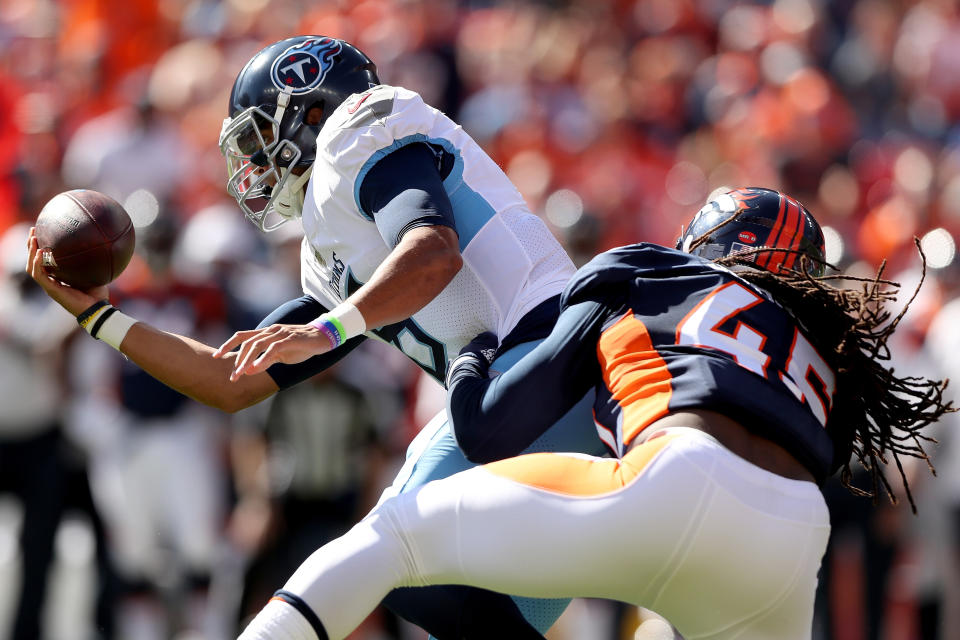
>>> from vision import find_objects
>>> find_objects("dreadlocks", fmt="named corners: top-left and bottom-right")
top-left (714, 245), bottom-right (952, 513)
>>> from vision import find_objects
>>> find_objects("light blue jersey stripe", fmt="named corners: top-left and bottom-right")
top-left (353, 134), bottom-right (496, 252)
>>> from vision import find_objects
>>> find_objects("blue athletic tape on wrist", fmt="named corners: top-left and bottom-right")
top-left (269, 590), bottom-right (329, 640)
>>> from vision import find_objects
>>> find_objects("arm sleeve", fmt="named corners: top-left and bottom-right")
top-left (258, 295), bottom-right (367, 390)
top-left (358, 142), bottom-right (457, 249)
top-left (446, 300), bottom-right (607, 463)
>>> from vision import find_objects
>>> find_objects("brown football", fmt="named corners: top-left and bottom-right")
top-left (35, 189), bottom-right (136, 290)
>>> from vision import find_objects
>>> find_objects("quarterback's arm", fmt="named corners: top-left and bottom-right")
top-left (253, 295), bottom-right (367, 388)
top-left (446, 300), bottom-right (606, 462)
top-left (26, 228), bottom-right (358, 412)
top-left (351, 141), bottom-right (461, 329)
top-left (117, 323), bottom-right (278, 413)
top-left (349, 225), bottom-right (460, 330)
top-left (25, 241), bottom-right (276, 413)
top-left (122, 296), bottom-right (365, 411)
top-left (25, 228), bottom-right (267, 411)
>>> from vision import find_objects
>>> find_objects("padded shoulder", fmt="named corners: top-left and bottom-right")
top-left (561, 243), bottom-right (665, 307)
top-left (316, 86), bottom-right (446, 175)
top-left (313, 85), bottom-right (451, 211)
top-left (328, 84), bottom-right (399, 131)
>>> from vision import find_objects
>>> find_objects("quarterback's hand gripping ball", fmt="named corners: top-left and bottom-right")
top-left (34, 189), bottom-right (136, 290)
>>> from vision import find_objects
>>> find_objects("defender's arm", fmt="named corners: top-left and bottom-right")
top-left (447, 301), bottom-right (607, 462)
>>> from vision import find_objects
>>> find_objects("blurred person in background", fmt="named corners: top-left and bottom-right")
top-left (228, 361), bottom-right (395, 634)
top-left (0, 223), bottom-right (74, 639)
top-left (221, 217), bottom-right (411, 637)
top-left (61, 95), bottom-right (190, 210)
top-left (909, 285), bottom-right (960, 640)
top-left (66, 213), bottom-right (233, 640)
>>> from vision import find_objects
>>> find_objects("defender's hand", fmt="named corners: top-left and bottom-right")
top-left (445, 331), bottom-right (499, 389)
top-left (25, 227), bottom-right (109, 316)
top-left (460, 331), bottom-right (499, 364)
top-left (214, 324), bottom-right (334, 381)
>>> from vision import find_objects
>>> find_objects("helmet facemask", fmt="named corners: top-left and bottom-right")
top-left (219, 101), bottom-right (312, 232)
top-left (221, 36), bottom-right (380, 231)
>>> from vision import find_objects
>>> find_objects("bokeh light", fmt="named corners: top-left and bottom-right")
top-left (544, 189), bottom-right (584, 229)
top-left (124, 189), bottom-right (160, 228)
top-left (920, 227), bottom-right (956, 270)
top-left (822, 225), bottom-right (845, 267)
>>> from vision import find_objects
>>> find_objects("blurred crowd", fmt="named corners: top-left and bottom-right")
top-left (2, 0), bottom-right (960, 638)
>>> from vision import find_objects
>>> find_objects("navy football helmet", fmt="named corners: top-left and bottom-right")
top-left (219, 36), bottom-right (379, 231)
top-left (677, 187), bottom-right (826, 276)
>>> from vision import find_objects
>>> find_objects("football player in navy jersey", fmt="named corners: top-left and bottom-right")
top-left (234, 188), bottom-right (951, 640)
top-left (27, 36), bottom-right (606, 639)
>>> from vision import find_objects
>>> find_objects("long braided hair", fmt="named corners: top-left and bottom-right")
top-left (701, 231), bottom-right (952, 512)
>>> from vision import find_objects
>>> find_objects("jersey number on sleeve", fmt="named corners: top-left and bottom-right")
top-left (676, 281), bottom-right (835, 425)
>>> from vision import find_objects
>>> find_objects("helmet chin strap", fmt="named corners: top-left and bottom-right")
top-left (273, 165), bottom-right (314, 220)
top-left (274, 86), bottom-right (293, 124)
top-left (265, 86), bottom-right (308, 225)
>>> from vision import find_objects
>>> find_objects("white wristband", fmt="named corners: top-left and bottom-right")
top-left (328, 301), bottom-right (367, 340)
top-left (94, 310), bottom-right (137, 351)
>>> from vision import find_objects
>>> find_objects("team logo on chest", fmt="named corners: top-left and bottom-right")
top-left (271, 37), bottom-right (342, 94)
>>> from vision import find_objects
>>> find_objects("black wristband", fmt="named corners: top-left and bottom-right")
top-left (76, 300), bottom-right (110, 328)
top-left (89, 306), bottom-right (118, 340)
top-left (270, 590), bottom-right (329, 640)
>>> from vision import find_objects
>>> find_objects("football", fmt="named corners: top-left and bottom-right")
top-left (34, 189), bottom-right (136, 290)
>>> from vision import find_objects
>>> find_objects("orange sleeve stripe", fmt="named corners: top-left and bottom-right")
top-left (481, 433), bottom-right (682, 497)
top-left (597, 312), bottom-right (674, 445)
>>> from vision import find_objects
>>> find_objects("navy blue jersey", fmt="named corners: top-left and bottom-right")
top-left (448, 243), bottom-right (838, 483)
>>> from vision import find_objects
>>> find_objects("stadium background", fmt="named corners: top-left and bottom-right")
top-left (2, 0), bottom-right (960, 638)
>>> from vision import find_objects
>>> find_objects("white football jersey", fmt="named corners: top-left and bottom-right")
top-left (298, 85), bottom-right (575, 381)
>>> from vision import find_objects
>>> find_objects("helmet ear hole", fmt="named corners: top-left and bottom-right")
top-left (305, 103), bottom-right (325, 126)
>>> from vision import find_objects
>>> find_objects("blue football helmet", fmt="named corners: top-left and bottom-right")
top-left (219, 36), bottom-right (379, 231)
top-left (677, 187), bottom-right (826, 276)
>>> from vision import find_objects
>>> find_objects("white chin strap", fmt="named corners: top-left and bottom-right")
top-left (272, 165), bottom-right (313, 220)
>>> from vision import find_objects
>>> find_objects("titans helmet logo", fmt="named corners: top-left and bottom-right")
top-left (270, 37), bottom-right (342, 94)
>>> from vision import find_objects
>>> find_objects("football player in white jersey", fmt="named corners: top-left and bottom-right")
top-left (27, 36), bottom-right (606, 638)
